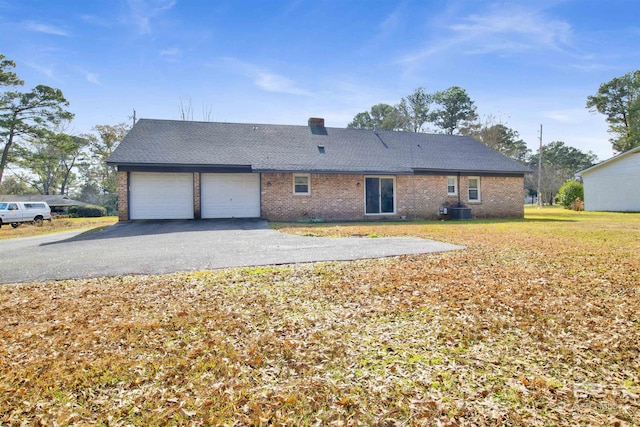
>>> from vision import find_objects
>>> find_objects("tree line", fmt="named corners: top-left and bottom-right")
top-left (0, 54), bottom-right (128, 213)
top-left (347, 76), bottom-right (638, 205)
top-left (348, 86), bottom-right (480, 136)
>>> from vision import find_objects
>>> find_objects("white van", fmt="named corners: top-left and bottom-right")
top-left (0, 201), bottom-right (52, 228)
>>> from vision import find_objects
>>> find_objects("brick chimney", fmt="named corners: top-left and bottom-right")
top-left (308, 117), bottom-right (325, 127)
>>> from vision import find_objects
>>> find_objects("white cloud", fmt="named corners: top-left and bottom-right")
top-left (570, 62), bottom-right (610, 72)
top-left (542, 107), bottom-right (606, 126)
top-left (126, 0), bottom-right (176, 34)
top-left (450, 8), bottom-right (572, 49)
top-left (86, 72), bottom-right (100, 85)
top-left (24, 21), bottom-right (69, 36)
top-left (463, 41), bottom-right (533, 55)
top-left (24, 61), bottom-right (54, 78)
top-left (379, 8), bottom-right (401, 36)
top-left (220, 57), bottom-right (311, 96)
top-left (254, 72), bottom-right (310, 96)
top-left (401, 4), bottom-right (573, 63)
top-left (80, 14), bottom-right (113, 29)
top-left (543, 110), bottom-right (572, 123)
top-left (160, 47), bottom-right (182, 60)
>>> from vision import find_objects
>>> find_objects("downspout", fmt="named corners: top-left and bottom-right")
top-left (410, 140), bottom-right (416, 220)
top-left (259, 173), bottom-right (263, 219)
top-left (412, 174), bottom-right (417, 220)
top-left (457, 172), bottom-right (461, 207)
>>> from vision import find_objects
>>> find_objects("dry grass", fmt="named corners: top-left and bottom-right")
top-left (0, 216), bottom-right (118, 240)
top-left (1, 207), bottom-right (638, 426)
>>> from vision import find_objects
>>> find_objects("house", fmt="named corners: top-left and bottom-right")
top-left (0, 194), bottom-right (88, 215)
top-left (106, 118), bottom-right (532, 222)
top-left (578, 145), bottom-right (640, 212)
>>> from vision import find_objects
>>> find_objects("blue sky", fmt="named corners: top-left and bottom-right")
top-left (1, 0), bottom-right (638, 161)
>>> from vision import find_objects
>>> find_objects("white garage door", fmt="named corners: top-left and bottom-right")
top-left (201, 173), bottom-right (260, 218)
top-left (129, 172), bottom-right (194, 219)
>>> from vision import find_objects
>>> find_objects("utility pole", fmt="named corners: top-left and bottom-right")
top-left (130, 109), bottom-right (137, 127)
top-left (537, 124), bottom-right (543, 208)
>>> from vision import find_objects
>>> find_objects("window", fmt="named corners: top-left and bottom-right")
top-left (468, 177), bottom-right (480, 202)
top-left (447, 176), bottom-right (457, 195)
top-left (365, 176), bottom-right (395, 214)
top-left (293, 174), bottom-right (310, 195)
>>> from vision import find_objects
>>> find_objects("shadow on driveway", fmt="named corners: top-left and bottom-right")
top-left (1, 219), bottom-right (464, 284)
top-left (41, 219), bottom-right (269, 245)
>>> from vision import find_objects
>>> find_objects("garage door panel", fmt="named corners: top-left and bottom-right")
top-left (201, 173), bottom-right (260, 218)
top-left (130, 172), bottom-right (193, 220)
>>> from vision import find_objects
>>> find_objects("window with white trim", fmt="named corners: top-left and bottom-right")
top-left (447, 176), bottom-right (457, 195)
top-left (468, 177), bottom-right (481, 202)
top-left (293, 174), bottom-right (310, 195)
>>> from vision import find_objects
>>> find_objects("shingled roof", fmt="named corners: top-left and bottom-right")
top-left (108, 119), bottom-right (532, 175)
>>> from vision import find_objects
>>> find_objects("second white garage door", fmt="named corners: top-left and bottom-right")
top-left (201, 173), bottom-right (260, 218)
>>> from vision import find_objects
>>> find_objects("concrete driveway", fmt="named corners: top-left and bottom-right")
top-left (0, 220), bottom-right (463, 284)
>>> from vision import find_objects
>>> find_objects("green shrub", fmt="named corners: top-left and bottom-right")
top-left (557, 181), bottom-right (584, 209)
top-left (76, 204), bottom-right (107, 217)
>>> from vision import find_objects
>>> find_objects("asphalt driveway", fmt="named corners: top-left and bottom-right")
top-left (0, 220), bottom-right (463, 284)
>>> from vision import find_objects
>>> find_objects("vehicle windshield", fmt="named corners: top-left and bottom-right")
top-left (0, 203), bottom-right (7, 210)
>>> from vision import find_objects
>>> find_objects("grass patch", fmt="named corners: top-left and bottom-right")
top-left (0, 216), bottom-right (118, 240)
top-left (1, 207), bottom-right (639, 425)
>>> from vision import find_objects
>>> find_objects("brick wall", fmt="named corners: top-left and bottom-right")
top-left (460, 175), bottom-right (525, 218)
top-left (193, 172), bottom-right (201, 219)
top-left (261, 173), bottom-right (524, 221)
top-left (117, 171), bottom-right (128, 221)
top-left (115, 171), bottom-right (524, 222)
top-left (261, 173), bottom-right (364, 221)
top-left (396, 175), bottom-right (461, 219)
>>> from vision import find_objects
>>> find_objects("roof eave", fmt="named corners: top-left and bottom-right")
top-left (412, 168), bottom-right (531, 176)
top-left (254, 167), bottom-right (413, 175)
top-left (113, 163), bottom-right (253, 173)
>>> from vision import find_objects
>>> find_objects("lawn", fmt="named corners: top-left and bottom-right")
top-left (1, 207), bottom-right (638, 426)
top-left (0, 216), bottom-right (118, 240)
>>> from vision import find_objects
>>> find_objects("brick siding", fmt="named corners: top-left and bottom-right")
top-left (117, 171), bottom-right (128, 221)
top-left (193, 172), bottom-right (201, 219)
top-left (261, 173), bottom-right (364, 221)
top-left (117, 171), bottom-right (524, 221)
top-left (261, 173), bottom-right (524, 221)
top-left (460, 175), bottom-right (525, 218)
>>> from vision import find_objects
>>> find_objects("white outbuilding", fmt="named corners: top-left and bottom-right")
top-left (579, 145), bottom-right (640, 212)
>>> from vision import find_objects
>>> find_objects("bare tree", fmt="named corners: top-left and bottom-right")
top-left (179, 98), bottom-right (213, 121)
top-left (179, 98), bottom-right (194, 121)
top-left (201, 104), bottom-right (213, 122)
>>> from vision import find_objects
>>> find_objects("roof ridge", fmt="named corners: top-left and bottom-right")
top-left (135, 117), bottom-right (473, 138)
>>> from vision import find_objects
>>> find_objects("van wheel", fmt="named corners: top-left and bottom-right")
top-left (34, 216), bottom-right (44, 226)
top-left (11, 223), bottom-right (20, 228)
